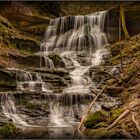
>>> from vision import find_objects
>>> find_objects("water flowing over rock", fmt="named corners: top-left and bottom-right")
top-left (0, 10), bottom-right (121, 133)
top-left (16, 69), bottom-right (51, 93)
top-left (41, 11), bottom-right (108, 53)
top-left (1, 93), bottom-right (28, 126)
top-left (39, 10), bottom-right (110, 127)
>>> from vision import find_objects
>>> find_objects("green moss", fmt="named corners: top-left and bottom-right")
top-left (109, 108), bottom-right (124, 123)
top-left (11, 37), bottom-right (39, 53)
top-left (20, 98), bottom-right (40, 110)
top-left (0, 14), bottom-right (39, 55)
top-left (84, 110), bottom-right (107, 128)
top-left (0, 123), bottom-right (18, 138)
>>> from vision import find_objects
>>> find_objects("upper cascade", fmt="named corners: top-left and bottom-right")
top-left (41, 11), bottom-right (108, 54)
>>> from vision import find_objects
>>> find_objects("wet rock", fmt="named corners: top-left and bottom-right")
top-left (0, 82), bottom-right (16, 91)
top-left (0, 69), bottom-right (16, 81)
top-left (11, 55), bottom-right (40, 67)
top-left (106, 86), bottom-right (124, 97)
top-left (84, 110), bottom-right (108, 128)
top-left (101, 100), bottom-right (122, 111)
top-left (0, 115), bottom-right (11, 127)
top-left (0, 69), bottom-right (16, 91)
top-left (48, 53), bottom-right (66, 68)
top-left (34, 68), bottom-right (69, 77)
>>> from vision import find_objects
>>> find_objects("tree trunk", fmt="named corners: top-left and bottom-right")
top-left (120, 3), bottom-right (130, 39)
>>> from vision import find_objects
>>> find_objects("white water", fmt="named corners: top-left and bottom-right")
top-left (2, 10), bottom-right (108, 128)
top-left (49, 101), bottom-right (90, 127)
top-left (16, 70), bottom-right (51, 93)
top-left (39, 10), bottom-right (109, 127)
top-left (1, 93), bottom-right (28, 126)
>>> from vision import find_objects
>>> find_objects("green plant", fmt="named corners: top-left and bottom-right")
top-left (0, 123), bottom-right (18, 138)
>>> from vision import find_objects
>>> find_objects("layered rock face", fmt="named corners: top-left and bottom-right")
top-left (0, 1), bottom-right (140, 139)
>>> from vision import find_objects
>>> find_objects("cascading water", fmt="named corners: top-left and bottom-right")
top-left (46, 93), bottom-right (94, 127)
top-left (40, 10), bottom-right (109, 127)
top-left (0, 9), bottom-right (123, 139)
top-left (1, 93), bottom-right (28, 126)
top-left (16, 69), bottom-right (51, 93)
top-left (41, 11), bottom-right (107, 52)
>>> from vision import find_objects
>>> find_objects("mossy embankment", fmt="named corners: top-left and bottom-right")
top-left (0, 2), bottom-right (51, 68)
top-left (83, 34), bottom-right (140, 139)
top-left (0, 14), bottom-right (41, 68)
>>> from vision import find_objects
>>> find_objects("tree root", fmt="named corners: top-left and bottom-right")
top-left (131, 114), bottom-right (140, 135)
top-left (120, 129), bottom-right (133, 139)
top-left (107, 109), bottom-right (130, 130)
top-left (121, 123), bottom-right (133, 139)
top-left (106, 99), bottom-right (140, 130)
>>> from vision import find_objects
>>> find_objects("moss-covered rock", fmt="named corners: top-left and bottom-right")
top-left (84, 110), bottom-right (108, 128)
top-left (10, 37), bottom-right (40, 53)
top-left (0, 15), bottom-right (12, 26)
top-left (120, 58), bottom-right (139, 83)
top-left (84, 127), bottom-right (131, 139)
top-left (108, 108), bottom-right (124, 124)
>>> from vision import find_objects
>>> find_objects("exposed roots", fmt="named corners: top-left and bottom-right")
top-left (131, 114), bottom-right (140, 135)
top-left (106, 99), bottom-right (140, 130)
top-left (107, 109), bottom-right (130, 130)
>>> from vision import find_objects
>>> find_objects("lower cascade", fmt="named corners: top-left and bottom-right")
top-left (1, 93), bottom-right (28, 126)
top-left (0, 10), bottom-right (121, 137)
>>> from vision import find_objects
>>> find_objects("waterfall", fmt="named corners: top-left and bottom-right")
top-left (1, 93), bottom-right (28, 126)
top-left (41, 11), bottom-right (107, 53)
top-left (41, 10), bottom-right (108, 127)
top-left (16, 70), bottom-right (51, 93)
top-left (40, 56), bottom-right (54, 68)
top-left (3, 10), bottom-right (109, 129)
top-left (47, 93), bottom-right (94, 127)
